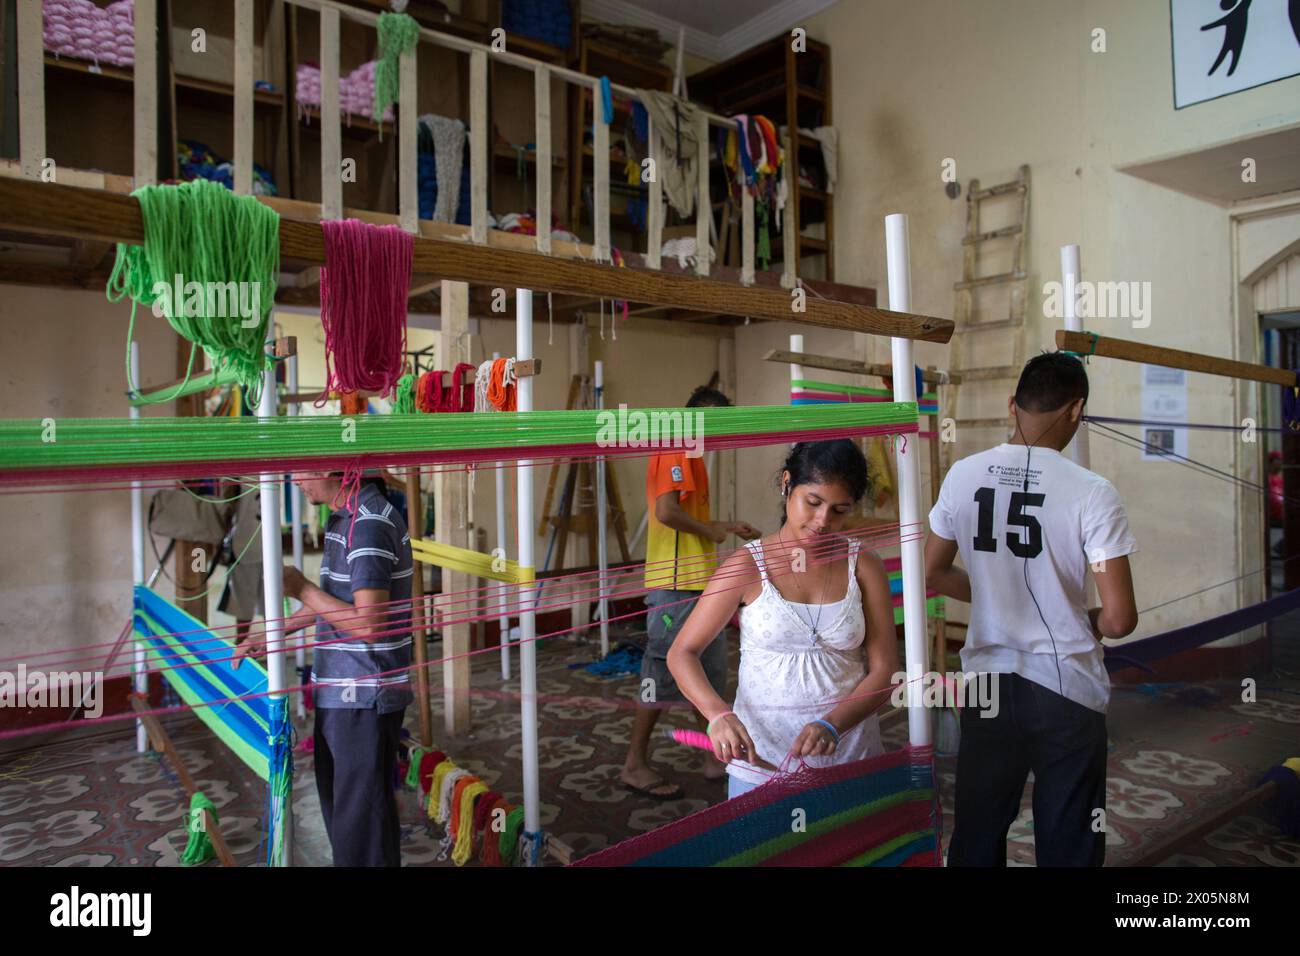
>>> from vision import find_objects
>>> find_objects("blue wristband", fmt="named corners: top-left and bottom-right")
top-left (812, 719), bottom-right (840, 744)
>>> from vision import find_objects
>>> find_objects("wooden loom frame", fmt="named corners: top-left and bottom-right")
top-left (5, 0), bottom-right (952, 866)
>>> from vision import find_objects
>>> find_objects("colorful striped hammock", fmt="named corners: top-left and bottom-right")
top-left (133, 585), bottom-right (274, 780)
top-left (573, 747), bottom-right (941, 867)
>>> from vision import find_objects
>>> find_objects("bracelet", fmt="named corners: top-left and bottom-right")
top-left (706, 711), bottom-right (735, 735)
top-left (812, 719), bottom-right (840, 744)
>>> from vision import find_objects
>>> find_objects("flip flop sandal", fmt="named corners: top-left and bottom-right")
top-left (623, 778), bottom-right (684, 802)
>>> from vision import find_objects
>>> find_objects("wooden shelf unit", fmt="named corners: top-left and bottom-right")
top-left (566, 37), bottom-right (672, 248)
top-left (689, 33), bottom-right (834, 279)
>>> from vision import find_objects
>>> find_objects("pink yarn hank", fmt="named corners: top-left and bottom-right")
top-left (670, 728), bottom-right (714, 752)
top-left (319, 218), bottom-right (412, 396)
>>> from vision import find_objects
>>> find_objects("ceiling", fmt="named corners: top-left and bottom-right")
top-left (1118, 124), bottom-right (1300, 206)
top-left (583, 0), bottom-right (837, 62)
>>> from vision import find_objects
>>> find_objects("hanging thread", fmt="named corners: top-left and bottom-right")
top-left (319, 218), bottom-right (412, 398)
top-left (374, 12), bottom-right (420, 140)
top-left (107, 179), bottom-right (280, 404)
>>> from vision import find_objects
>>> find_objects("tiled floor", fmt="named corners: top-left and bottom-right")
top-left (2, 625), bottom-right (1298, 867)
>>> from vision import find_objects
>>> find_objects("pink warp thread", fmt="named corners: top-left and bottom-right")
top-left (320, 218), bottom-right (412, 396)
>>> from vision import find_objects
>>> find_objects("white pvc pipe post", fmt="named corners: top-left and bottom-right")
top-left (885, 214), bottom-right (932, 750)
top-left (129, 342), bottom-right (147, 752)
top-left (594, 360), bottom-right (610, 658)
top-left (288, 354), bottom-right (306, 718)
top-left (257, 327), bottom-right (290, 864)
top-left (1061, 244), bottom-right (1090, 469)
top-left (789, 333), bottom-right (805, 392)
top-left (493, 352), bottom-right (511, 680)
top-left (516, 290), bottom-right (541, 862)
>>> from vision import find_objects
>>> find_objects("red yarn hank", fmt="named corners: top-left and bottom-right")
top-left (418, 750), bottom-right (446, 794)
top-left (448, 363), bottom-right (476, 412)
top-left (415, 370), bottom-right (441, 412)
top-left (319, 218), bottom-right (412, 396)
top-left (473, 789), bottom-right (501, 836)
top-left (480, 797), bottom-right (511, 866)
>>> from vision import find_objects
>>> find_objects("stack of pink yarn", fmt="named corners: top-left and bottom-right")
top-left (43, 0), bottom-right (135, 68)
top-left (295, 60), bottom-right (394, 124)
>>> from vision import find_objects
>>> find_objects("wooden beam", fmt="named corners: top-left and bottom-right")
top-left (469, 50), bottom-right (488, 244)
top-left (696, 111), bottom-right (710, 278)
top-left (233, 0), bottom-right (255, 196)
top-left (1056, 330), bottom-right (1296, 388)
top-left (131, 697), bottom-right (235, 867)
top-left (592, 77), bottom-right (610, 262)
top-left (132, 0), bottom-right (157, 186)
top-left (68, 240), bottom-right (112, 270)
top-left (398, 40), bottom-right (418, 234)
top-left (319, 6), bottom-right (342, 220)
top-left (0, 179), bottom-right (953, 341)
top-left (534, 66), bottom-right (552, 256)
top-left (17, 0), bottom-right (45, 179)
top-left (763, 349), bottom-right (961, 385)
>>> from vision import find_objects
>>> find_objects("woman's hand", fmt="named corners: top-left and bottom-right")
top-left (707, 713), bottom-right (760, 766)
top-left (790, 720), bottom-right (838, 759)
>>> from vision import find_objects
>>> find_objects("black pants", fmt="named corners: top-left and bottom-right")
top-left (949, 673), bottom-right (1108, 867)
top-left (314, 707), bottom-right (405, 867)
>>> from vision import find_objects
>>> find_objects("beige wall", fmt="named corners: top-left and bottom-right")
top-left (0, 288), bottom-right (177, 659)
top-left (769, 0), bottom-right (1300, 645)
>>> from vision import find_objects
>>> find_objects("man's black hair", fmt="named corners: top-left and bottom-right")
top-left (1013, 351), bottom-right (1089, 413)
top-left (686, 385), bottom-right (731, 408)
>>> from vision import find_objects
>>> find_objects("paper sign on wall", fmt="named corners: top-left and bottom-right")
top-left (1141, 364), bottom-right (1188, 461)
top-left (1171, 0), bottom-right (1300, 108)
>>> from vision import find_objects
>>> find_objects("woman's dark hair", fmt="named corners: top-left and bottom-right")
top-left (1014, 351), bottom-right (1089, 413)
top-left (686, 385), bottom-right (731, 408)
top-left (777, 440), bottom-right (870, 524)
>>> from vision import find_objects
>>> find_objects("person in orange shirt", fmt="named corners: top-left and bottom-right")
top-left (620, 386), bottom-right (761, 800)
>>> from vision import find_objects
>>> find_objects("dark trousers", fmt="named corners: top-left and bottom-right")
top-left (949, 673), bottom-right (1108, 867)
top-left (314, 707), bottom-right (405, 867)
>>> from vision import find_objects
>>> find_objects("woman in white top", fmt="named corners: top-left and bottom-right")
top-left (667, 440), bottom-right (900, 799)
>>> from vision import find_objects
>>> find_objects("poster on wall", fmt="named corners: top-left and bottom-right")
top-left (1140, 364), bottom-right (1188, 461)
top-left (1171, 0), bottom-right (1300, 108)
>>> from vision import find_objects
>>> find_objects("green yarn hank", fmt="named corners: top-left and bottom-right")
top-left (374, 12), bottom-right (421, 136)
top-left (501, 806), bottom-right (526, 864)
top-left (393, 372), bottom-right (418, 414)
top-left (107, 179), bottom-right (281, 405)
top-left (181, 791), bottom-right (219, 866)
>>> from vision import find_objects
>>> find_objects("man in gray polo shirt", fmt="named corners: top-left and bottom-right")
top-left (284, 471), bottom-right (415, 867)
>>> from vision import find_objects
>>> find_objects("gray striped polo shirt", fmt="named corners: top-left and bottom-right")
top-left (311, 483), bottom-right (415, 713)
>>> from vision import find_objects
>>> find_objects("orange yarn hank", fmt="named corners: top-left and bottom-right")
top-left (487, 357), bottom-right (517, 411)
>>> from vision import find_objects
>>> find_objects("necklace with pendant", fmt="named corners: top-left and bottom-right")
top-left (777, 529), bottom-right (831, 645)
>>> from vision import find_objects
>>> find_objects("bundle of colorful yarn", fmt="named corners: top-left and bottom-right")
top-left (177, 139), bottom-right (278, 197)
top-left (43, 0), bottom-right (134, 68)
top-left (296, 60), bottom-right (394, 124)
top-left (494, 211), bottom-right (581, 244)
top-left (409, 363), bottom-right (476, 413)
top-left (406, 746), bottom-right (530, 866)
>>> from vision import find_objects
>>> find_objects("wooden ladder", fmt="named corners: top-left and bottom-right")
top-left (943, 164), bottom-right (1030, 471)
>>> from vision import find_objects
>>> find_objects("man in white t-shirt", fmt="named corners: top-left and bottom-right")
top-left (925, 352), bottom-right (1139, 867)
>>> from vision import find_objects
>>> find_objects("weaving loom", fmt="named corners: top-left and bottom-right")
top-left (574, 747), bottom-right (941, 867)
